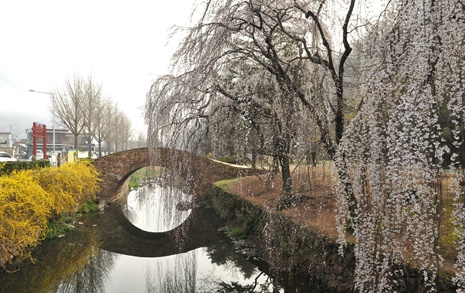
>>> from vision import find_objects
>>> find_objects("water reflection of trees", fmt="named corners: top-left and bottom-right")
top-left (213, 272), bottom-right (278, 293)
top-left (205, 243), bottom-right (257, 279)
top-left (145, 251), bottom-right (197, 293)
top-left (0, 229), bottom-right (116, 293)
top-left (201, 244), bottom-right (282, 292)
top-left (142, 247), bottom-right (281, 293)
top-left (123, 182), bottom-right (192, 234)
top-left (54, 249), bottom-right (116, 293)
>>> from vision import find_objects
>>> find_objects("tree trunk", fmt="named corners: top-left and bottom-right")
top-left (334, 83), bottom-right (345, 145)
top-left (74, 133), bottom-right (78, 150)
top-left (277, 154), bottom-right (293, 210)
top-left (280, 155), bottom-right (292, 197)
top-left (275, 127), bottom-right (293, 210)
top-left (334, 152), bottom-right (358, 227)
top-left (335, 108), bottom-right (344, 145)
top-left (321, 131), bottom-right (358, 226)
top-left (87, 136), bottom-right (92, 158)
top-left (98, 141), bottom-right (102, 158)
top-left (251, 150), bottom-right (256, 169)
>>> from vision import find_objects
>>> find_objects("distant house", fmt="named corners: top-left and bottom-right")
top-left (0, 132), bottom-right (14, 156)
top-left (12, 140), bottom-right (27, 158)
top-left (0, 132), bottom-right (12, 148)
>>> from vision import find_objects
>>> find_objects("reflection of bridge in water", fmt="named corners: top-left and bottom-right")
top-left (85, 203), bottom-right (308, 292)
top-left (91, 148), bottom-right (261, 257)
top-left (88, 204), bottom-right (225, 257)
top-left (92, 148), bottom-right (256, 201)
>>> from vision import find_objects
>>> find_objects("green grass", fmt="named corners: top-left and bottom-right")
top-left (128, 175), bottom-right (140, 190)
top-left (216, 155), bottom-right (238, 164)
top-left (439, 197), bottom-right (461, 261)
top-left (46, 218), bottom-right (74, 239)
top-left (230, 226), bottom-right (246, 238)
top-left (280, 242), bottom-right (291, 257)
top-left (128, 167), bottom-right (162, 190)
top-left (46, 199), bottom-right (100, 239)
top-left (214, 178), bottom-right (239, 192)
top-left (77, 200), bottom-right (99, 213)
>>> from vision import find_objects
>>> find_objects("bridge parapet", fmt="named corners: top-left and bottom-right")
top-left (92, 147), bottom-right (256, 201)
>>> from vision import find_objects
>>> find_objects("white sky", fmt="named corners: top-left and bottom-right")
top-left (0, 0), bottom-right (196, 137)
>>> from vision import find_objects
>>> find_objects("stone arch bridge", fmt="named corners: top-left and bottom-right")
top-left (92, 148), bottom-right (254, 201)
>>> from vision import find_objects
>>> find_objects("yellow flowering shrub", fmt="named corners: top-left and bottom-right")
top-left (0, 162), bottom-right (100, 269)
top-left (31, 161), bottom-right (100, 214)
top-left (60, 161), bottom-right (101, 207)
top-left (0, 171), bottom-right (51, 268)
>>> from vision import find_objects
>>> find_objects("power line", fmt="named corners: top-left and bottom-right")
top-left (0, 75), bottom-right (25, 91)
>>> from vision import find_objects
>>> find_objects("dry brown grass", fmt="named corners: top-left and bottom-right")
top-left (220, 161), bottom-right (340, 238)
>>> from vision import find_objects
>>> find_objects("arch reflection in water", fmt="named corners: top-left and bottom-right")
top-left (122, 184), bottom-right (193, 232)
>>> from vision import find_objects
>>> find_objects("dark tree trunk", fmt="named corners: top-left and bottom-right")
top-left (275, 133), bottom-right (293, 210)
top-left (335, 107), bottom-right (344, 145)
top-left (276, 154), bottom-right (293, 210)
top-left (280, 155), bottom-right (292, 198)
top-left (74, 133), bottom-right (78, 150)
top-left (98, 141), bottom-right (102, 158)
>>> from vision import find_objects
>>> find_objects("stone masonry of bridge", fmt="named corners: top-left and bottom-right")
top-left (92, 147), bottom-right (258, 202)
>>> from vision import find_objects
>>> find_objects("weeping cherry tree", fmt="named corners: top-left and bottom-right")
top-left (336, 0), bottom-right (465, 290)
top-left (146, 0), bottom-right (364, 207)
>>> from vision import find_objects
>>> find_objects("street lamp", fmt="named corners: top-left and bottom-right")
top-left (28, 89), bottom-right (55, 162)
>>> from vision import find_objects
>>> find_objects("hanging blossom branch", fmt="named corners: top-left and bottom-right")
top-left (337, 0), bottom-right (465, 290)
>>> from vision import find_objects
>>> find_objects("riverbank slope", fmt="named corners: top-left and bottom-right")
top-left (209, 176), bottom-right (456, 292)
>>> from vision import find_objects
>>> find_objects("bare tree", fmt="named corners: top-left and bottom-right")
top-left (105, 102), bottom-right (118, 153)
top-left (54, 75), bottom-right (134, 156)
top-left (83, 75), bottom-right (103, 157)
top-left (113, 106), bottom-right (123, 152)
top-left (54, 75), bottom-right (86, 149)
top-left (119, 113), bottom-right (132, 151)
top-left (93, 96), bottom-right (110, 157)
top-left (130, 131), bottom-right (146, 149)
top-left (104, 103), bottom-right (132, 153)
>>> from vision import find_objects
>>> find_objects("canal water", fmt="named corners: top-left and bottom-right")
top-left (0, 184), bottom-right (285, 293)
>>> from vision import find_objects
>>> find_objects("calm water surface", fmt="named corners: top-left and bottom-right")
top-left (0, 185), bottom-right (282, 293)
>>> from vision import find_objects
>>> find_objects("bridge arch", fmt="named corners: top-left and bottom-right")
top-left (92, 147), bottom-right (254, 201)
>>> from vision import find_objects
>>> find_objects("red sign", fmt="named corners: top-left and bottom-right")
top-left (32, 122), bottom-right (47, 160)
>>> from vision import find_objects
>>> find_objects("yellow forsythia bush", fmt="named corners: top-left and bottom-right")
top-left (0, 162), bottom-right (100, 269)
top-left (0, 171), bottom-right (51, 268)
top-left (31, 161), bottom-right (100, 214)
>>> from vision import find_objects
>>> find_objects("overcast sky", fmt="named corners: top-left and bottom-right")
top-left (0, 0), bottom-right (196, 138)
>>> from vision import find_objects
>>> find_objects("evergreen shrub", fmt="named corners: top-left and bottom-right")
top-left (0, 160), bottom-right (50, 175)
